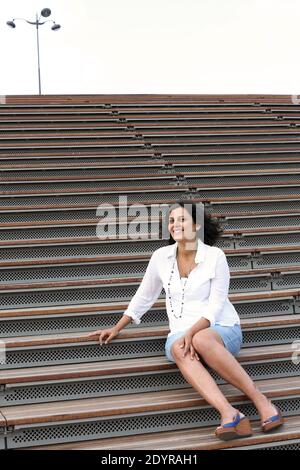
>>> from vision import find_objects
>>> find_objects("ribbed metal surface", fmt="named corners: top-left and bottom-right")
top-left (273, 273), bottom-right (300, 290)
top-left (1, 200), bottom-right (300, 225)
top-left (236, 299), bottom-right (295, 318)
top-left (225, 215), bottom-right (300, 230)
top-left (0, 240), bottom-right (167, 262)
top-left (6, 397), bottom-right (299, 449)
top-left (1, 177), bottom-right (179, 192)
top-left (0, 338), bottom-right (166, 370)
top-left (243, 326), bottom-right (300, 347)
top-left (0, 274), bottom-right (276, 310)
top-left (0, 261), bottom-right (150, 284)
top-left (0, 325), bottom-right (298, 370)
top-left (235, 232), bottom-right (300, 248)
top-left (0, 309), bottom-right (168, 337)
top-left (0, 299), bottom-right (295, 337)
top-left (185, 174), bottom-right (300, 186)
top-left (1, 173), bottom-right (299, 193)
top-left (207, 200), bottom-right (300, 215)
top-left (0, 190), bottom-right (188, 207)
top-left (4, 251), bottom-right (297, 283)
top-left (260, 441), bottom-right (300, 450)
top-left (0, 167), bottom-right (162, 179)
top-left (0, 187), bottom-right (299, 209)
top-left (0, 430), bottom-right (5, 450)
top-left (230, 439), bottom-right (300, 450)
top-left (0, 162), bottom-right (300, 183)
top-left (1, 151), bottom-right (299, 165)
top-left (0, 222), bottom-right (156, 241)
top-left (1, 358), bottom-right (299, 406)
top-left (253, 252), bottom-right (300, 268)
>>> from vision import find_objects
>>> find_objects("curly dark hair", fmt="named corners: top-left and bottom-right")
top-left (165, 199), bottom-right (223, 247)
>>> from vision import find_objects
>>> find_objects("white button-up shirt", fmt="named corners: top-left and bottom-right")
top-left (124, 238), bottom-right (240, 337)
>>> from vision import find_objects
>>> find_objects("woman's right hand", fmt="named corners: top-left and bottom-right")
top-left (86, 327), bottom-right (119, 345)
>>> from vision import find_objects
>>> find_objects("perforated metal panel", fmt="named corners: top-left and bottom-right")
top-left (235, 232), bottom-right (300, 248)
top-left (1, 177), bottom-right (178, 193)
top-left (1, 357), bottom-right (298, 406)
top-left (0, 299), bottom-right (295, 337)
top-left (0, 283), bottom-right (155, 310)
top-left (0, 338), bottom-right (166, 370)
top-left (0, 273), bottom-right (277, 310)
top-left (5, 253), bottom-right (295, 283)
top-left (273, 273), bottom-right (300, 290)
top-left (253, 252), bottom-right (300, 269)
top-left (0, 239), bottom-right (166, 262)
top-left (227, 256), bottom-right (251, 269)
top-left (225, 215), bottom-right (300, 230)
top-left (229, 439), bottom-right (300, 450)
top-left (4, 161), bottom-right (300, 182)
top-left (260, 441), bottom-right (300, 450)
top-left (2, 167), bottom-right (161, 180)
top-left (0, 222), bottom-right (157, 241)
top-left (6, 396), bottom-right (300, 449)
top-left (0, 261), bottom-right (150, 284)
top-left (0, 309), bottom-right (168, 337)
top-left (2, 151), bottom-right (299, 166)
top-left (229, 275), bottom-right (270, 293)
top-left (1, 200), bottom-right (300, 226)
top-left (0, 189), bottom-right (188, 208)
top-left (208, 200), bottom-right (300, 215)
top-left (235, 298), bottom-right (294, 318)
top-left (1, 370), bottom-right (187, 406)
top-left (242, 326), bottom-right (300, 348)
top-left (1, 321), bottom-right (299, 370)
top-left (185, 174), bottom-right (300, 186)
top-left (0, 186), bottom-right (299, 210)
top-left (0, 429), bottom-right (5, 450)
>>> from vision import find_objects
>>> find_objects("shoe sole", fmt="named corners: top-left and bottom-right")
top-left (216, 417), bottom-right (253, 441)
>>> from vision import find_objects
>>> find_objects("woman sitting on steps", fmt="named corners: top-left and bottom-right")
top-left (87, 200), bottom-right (284, 441)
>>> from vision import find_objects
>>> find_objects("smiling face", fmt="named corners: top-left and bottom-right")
top-left (168, 206), bottom-right (199, 245)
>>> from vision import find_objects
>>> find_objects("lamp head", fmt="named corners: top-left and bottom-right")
top-left (6, 20), bottom-right (16, 28)
top-left (41, 8), bottom-right (51, 18)
top-left (51, 23), bottom-right (61, 31)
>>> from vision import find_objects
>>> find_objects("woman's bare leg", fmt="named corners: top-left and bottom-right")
top-left (171, 339), bottom-right (239, 425)
top-left (192, 329), bottom-right (278, 422)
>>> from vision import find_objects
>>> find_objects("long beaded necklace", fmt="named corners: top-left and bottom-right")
top-left (167, 253), bottom-right (196, 319)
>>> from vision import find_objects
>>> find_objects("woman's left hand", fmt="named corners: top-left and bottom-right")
top-left (179, 331), bottom-right (200, 361)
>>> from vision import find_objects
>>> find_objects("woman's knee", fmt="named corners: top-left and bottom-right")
top-left (192, 331), bottom-right (215, 354)
top-left (171, 339), bottom-right (185, 362)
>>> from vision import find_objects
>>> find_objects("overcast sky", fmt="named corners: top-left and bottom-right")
top-left (0, 0), bottom-right (300, 96)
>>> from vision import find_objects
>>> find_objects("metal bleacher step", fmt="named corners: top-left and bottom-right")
top-left (0, 375), bottom-right (300, 449)
top-left (1, 171), bottom-right (300, 194)
top-left (1, 166), bottom-right (300, 182)
top-left (2, 147), bottom-right (300, 163)
top-left (23, 415), bottom-right (300, 450)
top-left (0, 211), bottom-right (299, 242)
top-left (0, 315), bottom-right (299, 406)
top-left (1, 242), bottom-right (299, 271)
top-left (0, 315), bottom-right (300, 371)
top-left (1, 199), bottom-right (300, 224)
top-left (0, 186), bottom-right (299, 213)
top-left (0, 94), bottom-right (299, 450)
top-left (0, 258), bottom-right (299, 306)
top-left (0, 243), bottom-right (300, 288)
top-left (0, 288), bottom-right (299, 337)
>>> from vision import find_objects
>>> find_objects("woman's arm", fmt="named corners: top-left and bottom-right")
top-left (123, 251), bottom-right (163, 325)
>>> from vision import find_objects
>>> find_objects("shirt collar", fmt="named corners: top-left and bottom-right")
top-left (166, 238), bottom-right (207, 264)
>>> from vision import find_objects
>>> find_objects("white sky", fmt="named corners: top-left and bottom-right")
top-left (0, 0), bottom-right (300, 96)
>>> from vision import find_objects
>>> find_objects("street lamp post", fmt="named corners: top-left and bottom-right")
top-left (6, 8), bottom-right (61, 95)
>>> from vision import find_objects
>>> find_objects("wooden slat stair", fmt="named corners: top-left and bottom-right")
top-left (0, 94), bottom-right (300, 450)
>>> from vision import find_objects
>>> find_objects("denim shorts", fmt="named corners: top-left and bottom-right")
top-left (165, 323), bottom-right (243, 363)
